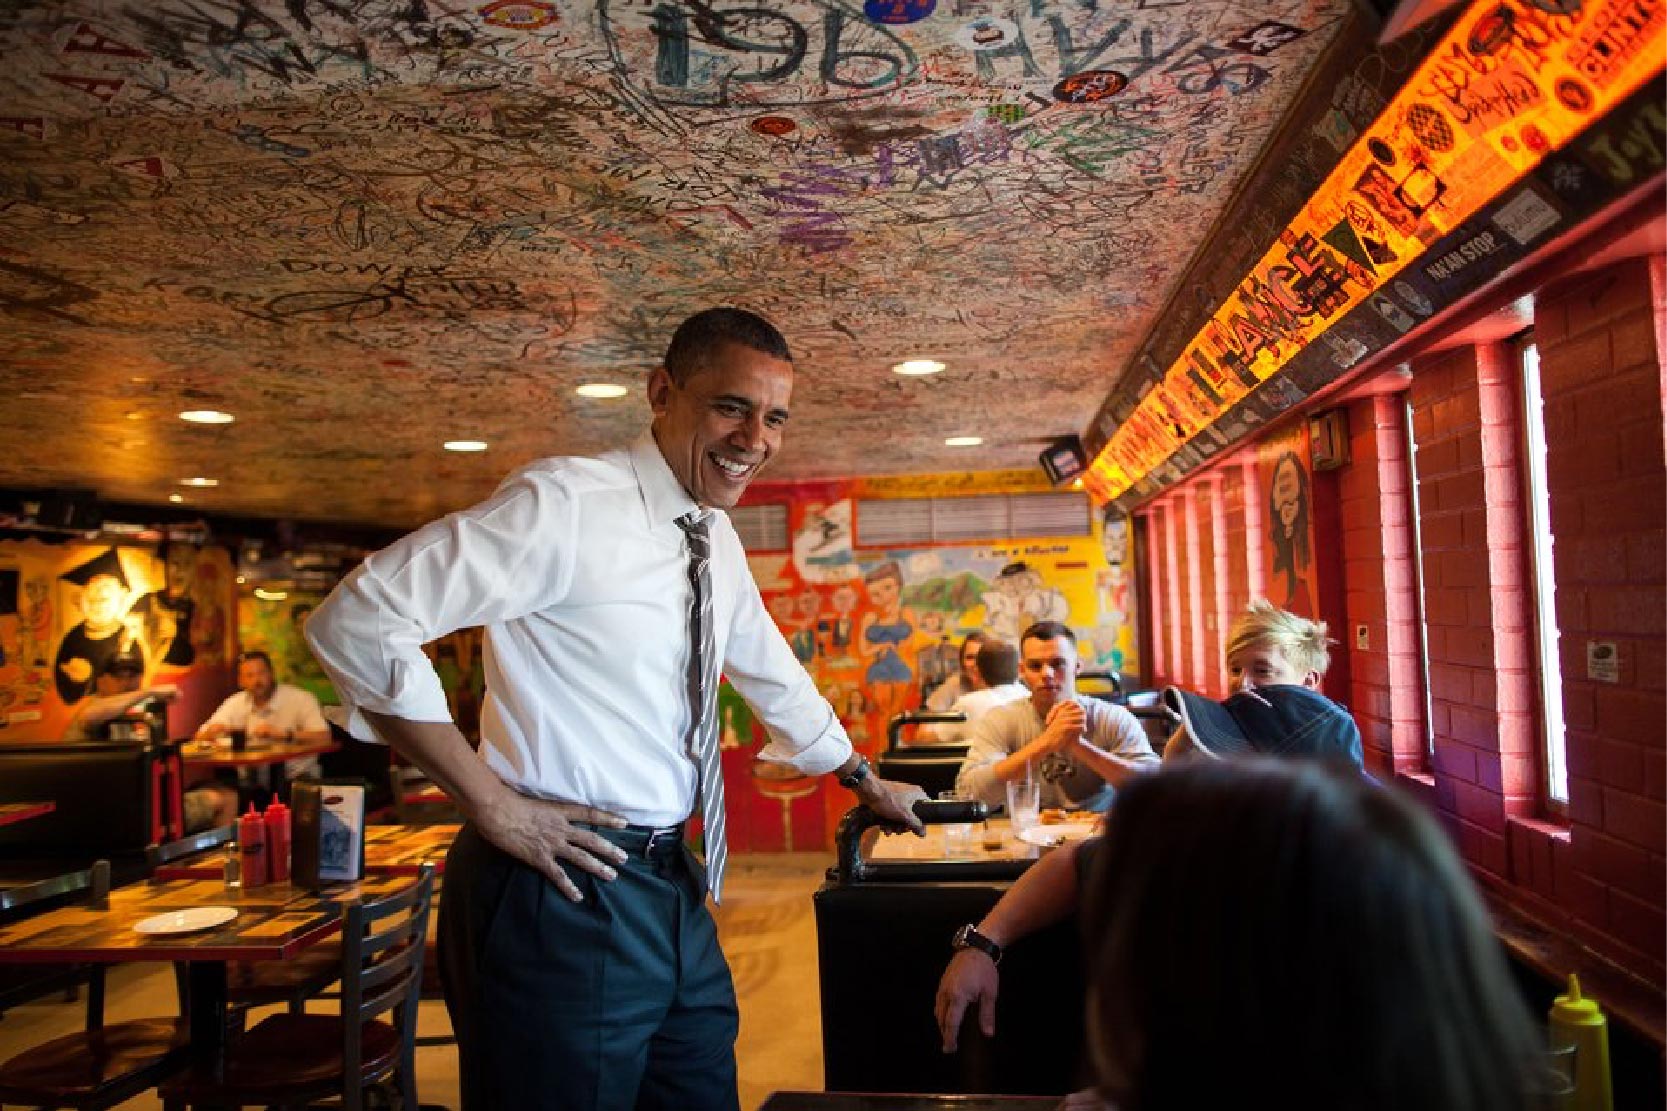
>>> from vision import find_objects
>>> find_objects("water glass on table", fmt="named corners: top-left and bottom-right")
top-left (937, 790), bottom-right (974, 857)
top-left (1006, 777), bottom-right (1041, 833)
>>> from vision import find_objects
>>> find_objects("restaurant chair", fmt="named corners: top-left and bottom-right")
top-left (876, 712), bottom-right (969, 799)
top-left (158, 863), bottom-right (436, 1111)
top-left (0, 861), bottom-right (193, 1111)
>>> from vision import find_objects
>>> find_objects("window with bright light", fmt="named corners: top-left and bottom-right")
top-left (1404, 398), bottom-right (1436, 762)
top-left (1520, 341), bottom-right (1568, 806)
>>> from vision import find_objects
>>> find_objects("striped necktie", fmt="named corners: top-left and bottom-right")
top-left (676, 511), bottom-right (728, 902)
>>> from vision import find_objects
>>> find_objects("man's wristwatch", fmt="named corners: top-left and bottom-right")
top-left (951, 923), bottom-right (1003, 964)
top-left (836, 756), bottom-right (872, 790)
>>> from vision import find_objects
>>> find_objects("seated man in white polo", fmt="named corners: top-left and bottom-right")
top-left (196, 649), bottom-right (331, 789)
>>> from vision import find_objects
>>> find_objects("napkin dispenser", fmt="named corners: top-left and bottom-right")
top-left (291, 778), bottom-right (367, 887)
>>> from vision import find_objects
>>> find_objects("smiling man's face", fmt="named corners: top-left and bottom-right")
top-left (649, 340), bottom-right (793, 511)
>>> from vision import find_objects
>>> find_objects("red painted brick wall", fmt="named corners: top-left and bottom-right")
top-left (1535, 258), bottom-right (1665, 983)
top-left (1338, 395), bottom-right (1399, 777)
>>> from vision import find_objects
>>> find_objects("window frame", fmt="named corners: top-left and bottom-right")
top-left (1517, 335), bottom-right (1569, 814)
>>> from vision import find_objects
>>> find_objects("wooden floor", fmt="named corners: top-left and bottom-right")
top-left (0, 852), bottom-right (832, 1111)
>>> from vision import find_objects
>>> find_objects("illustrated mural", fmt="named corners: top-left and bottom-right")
top-left (1257, 422), bottom-right (1316, 618)
top-left (0, 539), bottom-right (236, 740)
top-left (0, 1), bottom-right (1352, 526)
top-left (720, 473), bottom-right (1138, 850)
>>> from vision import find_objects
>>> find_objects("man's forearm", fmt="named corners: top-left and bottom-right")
top-left (362, 711), bottom-right (509, 822)
top-left (1071, 741), bottom-right (1156, 790)
top-left (976, 841), bottom-right (1080, 946)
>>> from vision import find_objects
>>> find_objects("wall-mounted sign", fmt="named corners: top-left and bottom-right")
top-left (1082, 0), bottom-right (1666, 504)
top-left (1587, 640), bottom-right (1620, 683)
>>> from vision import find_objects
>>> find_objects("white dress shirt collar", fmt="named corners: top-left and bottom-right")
top-left (628, 432), bottom-right (702, 529)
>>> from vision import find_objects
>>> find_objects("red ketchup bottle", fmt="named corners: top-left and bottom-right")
top-left (239, 803), bottom-right (268, 888)
top-left (264, 799), bottom-right (292, 884)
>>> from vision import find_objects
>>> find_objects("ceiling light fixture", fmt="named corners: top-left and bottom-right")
top-left (893, 359), bottom-right (947, 376)
top-left (168, 494), bottom-right (184, 503)
top-left (576, 383), bottom-right (629, 399)
top-left (945, 436), bottom-right (983, 447)
top-left (443, 440), bottom-right (489, 452)
top-left (179, 477), bottom-right (219, 487)
top-left (179, 409), bottom-right (235, 425)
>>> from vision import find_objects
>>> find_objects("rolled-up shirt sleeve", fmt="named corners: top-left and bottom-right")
top-left (305, 472), bottom-right (577, 741)
top-left (716, 531), bottom-right (853, 777)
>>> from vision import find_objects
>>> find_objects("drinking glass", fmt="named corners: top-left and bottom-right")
top-left (938, 789), bottom-right (974, 857)
top-left (1006, 777), bottom-right (1041, 833)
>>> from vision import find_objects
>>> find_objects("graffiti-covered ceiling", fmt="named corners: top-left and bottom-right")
top-left (0, 0), bottom-right (1356, 527)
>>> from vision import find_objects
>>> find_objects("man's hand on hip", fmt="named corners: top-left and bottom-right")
top-left (935, 949), bottom-right (999, 1053)
top-left (859, 775), bottom-right (928, 835)
top-left (476, 791), bottom-right (631, 903)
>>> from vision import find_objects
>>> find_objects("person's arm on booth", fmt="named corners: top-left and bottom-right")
top-left (934, 838), bottom-right (1086, 1052)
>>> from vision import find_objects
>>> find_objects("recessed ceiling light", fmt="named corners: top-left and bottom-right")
top-left (253, 587), bottom-right (289, 601)
top-left (893, 359), bottom-right (947, 376)
top-left (179, 477), bottom-right (219, 487)
top-left (179, 409), bottom-right (235, 424)
top-left (576, 383), bottom-right (629, 399)
top-left (168, 494), bottom-right (184, 503)
top-left (444, 440), bottom-right (489, 452)
top-left (945, 436), bottom-right (983, 447)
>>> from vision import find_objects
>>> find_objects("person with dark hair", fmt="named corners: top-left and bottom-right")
top-left (954, 621), bottom-right (1155, 812)
top-left (195, 649), bottom-right (331, 781)
top-left (62, 652), bottom-right (176, 743)
top-left (1268, 450), bottom-right (1315, 614)
top-left (916, 638), bottom-right (1026, 745)
top-left (1081, 760), bottom-right (1544, 1110)
top-left (305, 306), bottom-right (926, 1111)
top-left (924, 630), bottom-right (988, 713)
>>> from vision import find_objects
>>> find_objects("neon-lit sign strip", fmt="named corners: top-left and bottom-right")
top-left (1083, 0), bottom-right (1666, 503)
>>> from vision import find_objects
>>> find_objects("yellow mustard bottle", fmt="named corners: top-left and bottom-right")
top-left (1549, 974), bottom-right (1612, 1111)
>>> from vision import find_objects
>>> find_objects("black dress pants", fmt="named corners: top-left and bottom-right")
top-left (439, 823), bottom-right (741, 1111)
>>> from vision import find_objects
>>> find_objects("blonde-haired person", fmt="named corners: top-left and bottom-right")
top-left (1162, 599), bottom-right (1331, 761)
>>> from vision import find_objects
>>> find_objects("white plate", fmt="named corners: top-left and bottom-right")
top-left (1016, 820), bottom-right (1101, 848)
top-left (133, 907), bottom-right (238, 936)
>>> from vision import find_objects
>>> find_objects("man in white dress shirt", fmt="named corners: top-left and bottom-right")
top-left (305, 308), bottom-right (925, 1111)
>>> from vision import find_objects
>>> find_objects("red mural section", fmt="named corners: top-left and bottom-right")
top-left (0, 539), bottom-right (239, 742)
top-left (719, 475), bottom-right (1138, 853)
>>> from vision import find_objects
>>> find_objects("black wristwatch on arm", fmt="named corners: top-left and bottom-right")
top-left (951, 923), bottom-right (1003, 964)
top-left (836, 756), bottom-right (872, 790)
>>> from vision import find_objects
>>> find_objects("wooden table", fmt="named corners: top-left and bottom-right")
top-left (0, 801), bottom-right (54, 828)
top-left (180, 738), bottom-right (341, 799)
top-left (154, 822), bottom-right (460, 880)
top-left (865, 815), bottom-right (1103, 863)
top-left (865, 818), bottom-right (1043, 864)
top-left (0, 873), bottom-right (417, 1080)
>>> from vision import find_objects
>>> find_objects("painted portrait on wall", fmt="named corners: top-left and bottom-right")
top-left (0, 540), bottom-right (237, 739)
top-left (1258, 423), bottom-right (1318, 617)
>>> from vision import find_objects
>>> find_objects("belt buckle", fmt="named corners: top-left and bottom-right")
top-left (643, 827), bottom-right (680, 858)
